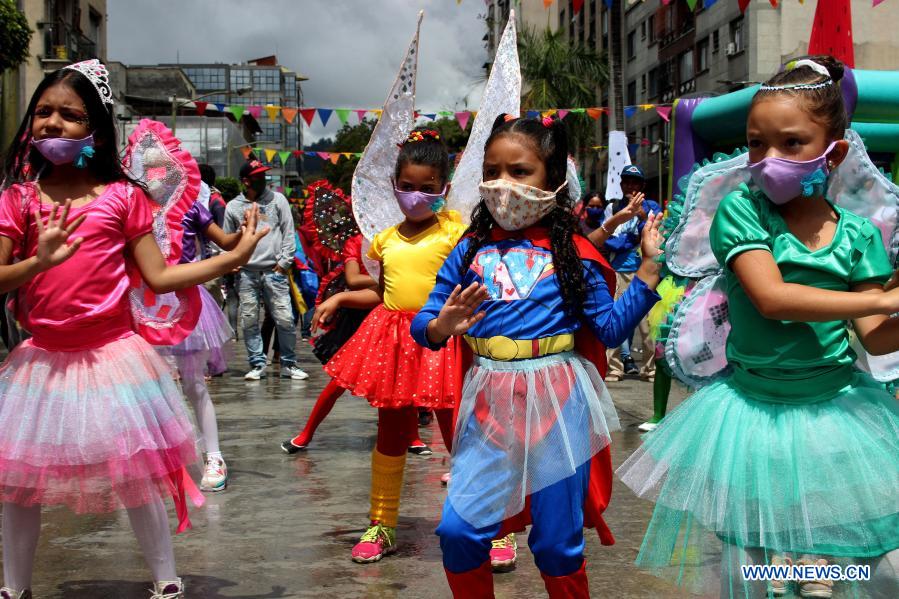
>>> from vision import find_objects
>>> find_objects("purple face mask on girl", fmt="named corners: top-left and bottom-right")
top-left (393, 186), bottom-right (447, 220)
top-left (32, 134), bottom-right (95, 167)
top-left (747, 141), bottom-right (837, 205)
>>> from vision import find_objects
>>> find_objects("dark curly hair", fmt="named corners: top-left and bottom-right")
top-left (394, 126), bottom-right (450, 186)
top-left (460, 115), bottom-right (586, 316)
top-left (751, 55), bottom-right (847, 140)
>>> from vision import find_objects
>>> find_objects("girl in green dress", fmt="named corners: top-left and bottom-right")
top-left (619, 56), bottom-right (899, 598)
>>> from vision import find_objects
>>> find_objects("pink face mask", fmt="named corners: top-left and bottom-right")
top-left (393, 185), bottom-right (447, 220)
top-left (747, 142), bottom-right (836, 205)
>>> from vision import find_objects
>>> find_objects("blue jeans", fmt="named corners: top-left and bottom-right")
top-left (437, 461), bottom-right (590, 577)
top-left (238, 269), bottom-right (296, 368)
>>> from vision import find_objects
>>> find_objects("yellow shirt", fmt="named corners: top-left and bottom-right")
top-left (368, 211), bottom-right (467, 312)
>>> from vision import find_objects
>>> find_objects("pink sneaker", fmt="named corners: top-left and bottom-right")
top-left (351, 521), bottom-right (397, 564)
top-left (490, 533), bottom-right (517, 572)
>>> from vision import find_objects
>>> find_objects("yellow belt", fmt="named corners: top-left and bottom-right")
top-left (463, 333), bottom-right (574, 361)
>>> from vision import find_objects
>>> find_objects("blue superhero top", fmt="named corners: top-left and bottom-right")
top-left (411, 229), bottom-right (660, 360)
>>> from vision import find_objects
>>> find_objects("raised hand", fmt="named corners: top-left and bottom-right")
top-left (641, 210), bottom-right (664, 262)
top-left (430, 282), bottom-right (490, 341)
top-left (311, 295), bottom-right (341, 333)
top-left (233, 204), bottom-right (270, 264)
top-left (35, 199), bottom-right (87, 269)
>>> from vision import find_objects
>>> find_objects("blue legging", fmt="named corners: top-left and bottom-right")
top-left (437, 461), bottom-right (590, 577)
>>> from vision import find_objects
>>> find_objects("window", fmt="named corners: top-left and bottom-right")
top-left (712, 30), bottom-right (720, 53)
top-left (230, 68), bottom-right (251, 91)
top-left (88, 9), bottom-right (102, 56)
top-left (183, 67), bottom-right (226, 91)
top-left (627, 30), bottom-right (636, 60)
top-left (648, 67), bottom-right (659, 98)
top-left (641, 20), bottom-right (646, 40)
top-left (641, 73), bottom-right (647, 96)
top-left (648, 14), bottom-right (656, 44)
top-left (697, 38), bottom-right (710, 73)
top-left (627, 80), bottom-right (637, 106)
top-left (730, 17), bottom-right (745, 53)
top-left (601, 9), bottom-right (608, 38)
top-left (253, 69), bottom-right (280, 92)
top-left (679, 49), bottom-right (695, 82)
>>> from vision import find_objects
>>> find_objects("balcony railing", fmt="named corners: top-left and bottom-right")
top-left (40, 19), bottom-right (97, 64)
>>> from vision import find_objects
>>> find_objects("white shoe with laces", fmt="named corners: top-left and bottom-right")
top-left (280, 365), bottom-right (309, 380)
top-left (244, 366), bottom-right (266, 380)
top-left (200, 456), bottom-right (228, 492)
top-left (150, 579), bottom-right (184, 599)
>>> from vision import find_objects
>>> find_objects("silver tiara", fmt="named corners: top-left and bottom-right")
top-left (63, 59), bottom-right (114, 106)
top-left (759, 80), bottom-right (833, 92)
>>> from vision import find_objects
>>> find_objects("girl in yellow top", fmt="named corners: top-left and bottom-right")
top-left (314, 128), bottom-right (466, 563)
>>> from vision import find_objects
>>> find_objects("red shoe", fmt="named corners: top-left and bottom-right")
top-left (489, 533), bottom-right (517, 572)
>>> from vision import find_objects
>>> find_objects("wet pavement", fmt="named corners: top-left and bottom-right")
top-left (4, 342), bottom-right (694, 598)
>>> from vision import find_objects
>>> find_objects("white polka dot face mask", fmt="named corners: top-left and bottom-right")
top-left (478, 179), bottom-right (567, 231)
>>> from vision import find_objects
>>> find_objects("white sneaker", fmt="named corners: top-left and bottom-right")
top-left (244, 366), bottom-right (267, 380)
top-left (280, 365), bottom-right (309, 380)
top-left (638, 421), bottom-right (659, 432)
top-left (150, 579), bottom-right (184, 599)
top-left (200, 456), bottom-right (227, 492)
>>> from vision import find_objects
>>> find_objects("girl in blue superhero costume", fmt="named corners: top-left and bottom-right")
top-left (411, 115), bottom-right (663, 598)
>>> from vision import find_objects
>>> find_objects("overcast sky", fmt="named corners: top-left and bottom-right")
top-left (108, 0), bottom-right (488, 142)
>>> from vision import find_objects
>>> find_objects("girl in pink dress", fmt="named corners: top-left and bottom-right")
top-left (0, 61), bottom-right (267, 599)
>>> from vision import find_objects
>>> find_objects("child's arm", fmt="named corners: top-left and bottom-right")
top-left (848, 283), bottom-right (899, 355)
top-left (130, 204), bottom-right (269, 293)
top-left (587, 192), bottom-right (643, 247)
top-left (582, 213), bottom-right (663, 347)
top-left (203, 222), bottom-right (242, 251)
top-left (311, 270), bottom-right (383, 331)
top-left (344, 260), bottom-right (378, 291)
top-left (731, 250), bottom-right (899, 321)
top-left (0, 200), bottom-right (86, 294)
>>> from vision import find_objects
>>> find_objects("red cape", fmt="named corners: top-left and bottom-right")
top-left (452, 227), bottom-right (617, 545)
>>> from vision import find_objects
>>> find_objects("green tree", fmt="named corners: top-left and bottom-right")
top-left (430, 117), bottom-right (469, 153)
top-left (215, 177), bottom-right (240, 201)
top-left (0, 0), bottom-right (32, 72)
top-left (322, 119), bottom-right (376, 193)
top-left (517, 26), bottom-right (608, 152)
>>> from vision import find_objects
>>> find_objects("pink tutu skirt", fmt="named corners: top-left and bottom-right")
top-left (0, 334), bottom-right (199, 513)
top-left (157, 285), bottom-right (232, 377)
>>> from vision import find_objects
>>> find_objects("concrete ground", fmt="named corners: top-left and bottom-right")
top-left (2, 342), bottom-right (696, 598)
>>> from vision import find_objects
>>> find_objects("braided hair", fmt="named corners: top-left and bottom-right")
top-left (460, 115), bottom-right (586, 316)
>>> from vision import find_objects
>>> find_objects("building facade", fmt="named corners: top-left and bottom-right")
top-left (168, 56), bottom-right (307, 189)
top-left (2, 0), bottom-right (107, 145)
top-left (486, 0), bottom-right (899, 199)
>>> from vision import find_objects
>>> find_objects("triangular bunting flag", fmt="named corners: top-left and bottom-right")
top-left (264, 148), bottom-right (277, 163)
top-left (305, 151), bottom-right (317, 157)
top-left (300, 109), bottom-right (316, 126)
top-left (686, 0), bottom-right (698, 10)
top-left (239, 146), bottom-right (252, 159)
top-left (586, 107), bottom-right (603, 120)
top-left (214, 103), bottom-right (226, 113)
top-left (628, 143), bottom-right (639, 157)
top-left (329, 153), bottom-right (340, 164)
top-left (526, 110), bottom-right (540, 119)
top-left (439, 110), bottom-right (453, 118)
top-left (656, 106), bottom-right (672, 122)
top-left (336, 109), bottom-right (350, 125)
top-left (372, 109), bottom-right (383, 117)
top-left (455, 111), bottom-right (471, 130)
top-left (624, 106), bottom-right (638, 118)
top-left (557, 109), bottom-right (569, 120)
top-left (278, 150), bottom-right (292, 165)
top-left (423, 113), bottom-right (436, 120)
top-left (738, 0), bottom-right (751, 12)
top-left (285, 186), bottom-right (293, 197)
top-left (541, 109), bottom-right (557, 118)
top-left (282, 107), bottom-right (298, 124)
top-left (247, 105), bottom-right (263, 119)
top-left (355, 153), bottom-right (363, 158)
top-left (342, 153), bottom-right (352, 159)
top-left (318, 108), bottom-right (333, 126)
top-left (570, 108), bottom-right (586, 114)
top-left (573, 0), bottom-right (584, 13)
top-left (265, 105), bottom-right (281, 122)
top-left (355, 109), bottom-right (368, 122)
top-left (316, 152), bottom-right (330, 160)
top-left (194, 101), bottom-right (208, 116)
top-left (229, 105), bottom-right (246, 122)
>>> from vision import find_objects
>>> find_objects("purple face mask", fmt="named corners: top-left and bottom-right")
top-left (32, 134), bottom-right (95, 166)
top-left (748, 141), bottom-right (837, 205)
top-left (393, 185), bottom-right (447, 220)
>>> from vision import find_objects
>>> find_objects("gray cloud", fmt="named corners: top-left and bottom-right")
top-left (108, 0), bottom-right (488, 142)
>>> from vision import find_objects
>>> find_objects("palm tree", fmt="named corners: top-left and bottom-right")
top-left (517, 26), bottom-right (608, 153)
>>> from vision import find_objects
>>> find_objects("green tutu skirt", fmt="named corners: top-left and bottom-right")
top-left (618, 371), bottom-right (899, 596)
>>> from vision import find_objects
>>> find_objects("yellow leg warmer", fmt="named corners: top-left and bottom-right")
top-left (368, 450), bottom-right (407, 528)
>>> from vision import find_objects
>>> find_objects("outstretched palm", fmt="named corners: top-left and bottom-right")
top-left (435, 282), bottom-right (490, 337)
top-left (641, 210), bottom-right (664, 262)
top-left (35, 199), bottom-right (86, 269)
